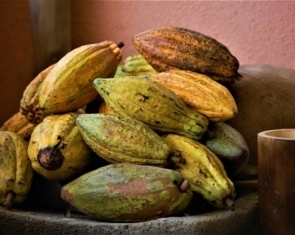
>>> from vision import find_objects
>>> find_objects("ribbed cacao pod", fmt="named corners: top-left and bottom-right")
top-left (133, 26), bottom-right (240, 83)
top-left (114, 65), bottom-right (126, 78)
top-left (0, 112), bottom-right (36, 140)
top-left (76, 113), bottom-right (172, 166)
top-left (93, 76), bottom-right (209, 140)
top-left (27, 112), bottom-right (93, 181)
top-left (61, 163), bottom-right (192, 222)
top-left (37, 41), bottom-right (123, 122)
top-left (0, 131), bottom-right (34, 208)
top-left (163, 134), bottom-right (236, 210)
top-left (148, 69), bottom-right (238, 122)
top-left (20, 64), bottom-right (54, 124)
top-left (122, 54), bottom-right (157, 76)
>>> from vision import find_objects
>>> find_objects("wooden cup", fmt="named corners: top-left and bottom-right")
top-left (258, 129), bottom-right (295, 235)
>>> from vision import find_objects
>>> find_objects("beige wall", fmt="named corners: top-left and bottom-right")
top-left (71, 1), bottom-right (295, 68)
top-left (1, 0), bottom-right (294, 125)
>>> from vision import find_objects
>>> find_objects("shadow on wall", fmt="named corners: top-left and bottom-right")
top-left (0, 0), bottom-right (71, 125)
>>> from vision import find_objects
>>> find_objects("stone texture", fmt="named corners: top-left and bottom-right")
top-left (0, 191), bottom-right (258, 235)
top-left (226, 64), bottom-right (295, 165)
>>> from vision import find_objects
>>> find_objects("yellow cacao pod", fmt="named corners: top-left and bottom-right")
top-left (133, 26), bottom-right (240, 83)
top-left (148, 70), bottom-right (238, 122)
top-left (38, 41), bottom-right (124, 117)
top-left (27, 112), bottom-right (93, 181)
top-left (93, 76), bottom-right (209, 141)
top-left (0, 131), bottom-right (34, 208)
top-left (163, 134), bottom-right (236, 210)
top-left (20, 64), bottom-right (55, 124)
top-left (0, 112), bottom-right (36, 140)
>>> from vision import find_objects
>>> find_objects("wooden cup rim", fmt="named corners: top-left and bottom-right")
top-left (258, 128), bottom-right (295, 140)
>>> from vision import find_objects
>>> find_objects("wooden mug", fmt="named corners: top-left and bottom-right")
top-left (258, 129), bottom-right (295, 235)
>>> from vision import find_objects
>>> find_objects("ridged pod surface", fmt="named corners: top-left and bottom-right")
top-left (0, 131), bottom-right (34, 208)
top-left (163, 134), bottom-right (236, 210)
top-left (76, 113), bottom-right (172, 166)
top-left (61, 163), bottom-right (192, 222)
top-left (27, 112), bottom-right (93, 181)
top-left (20, 64), bottom-right (55, 124)
top-left (114, 65), bottom-right (126, 78)
top-left (148, 70), bottom-right (238, 122)
top-left (38, 41), bottom-right (123, 118)
top-left (93, 76), bottom-right (209, 140)
top-left (133, 26), bottom-right (240, 83)
top-left (0, 112), bottom-right (36, 140)
top-left (122, 54), bottom-right (157, 76)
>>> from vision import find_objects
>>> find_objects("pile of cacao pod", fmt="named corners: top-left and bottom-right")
top-left (0, 25), bottom-right (257, 223)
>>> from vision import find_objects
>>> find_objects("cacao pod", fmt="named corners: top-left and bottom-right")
top-left (114, 64), bottom-right (126, 78)
top-left (0, 112), bottom-right (36, 140)
top-left (133, 26), bottom-right (240, 83)
top-left (163, 134), bottom-right (236, 210)
top-left (0, 131), bottom-right (34, 208)
top-left (204, 122), bottom-right (249, 177)
top-left (148, 69), bottom-right (238, 122)
top-left (122, 54), bottom-right (157, 76)
top-left (20, 64), bottom-right (54, 124)
top-left (38, 41), bottom-right (123, 119)
top-left (61, 163), bottom-right (192, 222)
top-left (93, 76), bottom-right (209, 140)
top-left (27, 112), bottom-right (93, 181)
top-left (76, 113), bottom-right (172, 166)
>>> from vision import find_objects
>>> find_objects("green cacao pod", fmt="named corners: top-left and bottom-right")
top-left (76, 113), bottom-right (172, 166)
top-left (122, 54), bottom-right (157, 76)
top-left (204, 122), bottom-right (249, 177)
top-left (93, 76), bottom-right (209, 140)
top-left (61, 163), bottom-right (192, 222)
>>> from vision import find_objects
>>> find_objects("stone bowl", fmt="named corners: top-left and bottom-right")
top-left (0, 173), bottom-right (259, 235)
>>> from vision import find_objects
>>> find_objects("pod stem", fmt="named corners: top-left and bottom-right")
top-left (170, 155), bottom-right (186, 164)
top-left (3, 191), bottom-right (15, 209)
top-left (224, 197), bottom-right (235, 211)
top-left (179, 179), bottom-right (190, 192)
top-left (117, 42), bottom-right (124, 48)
